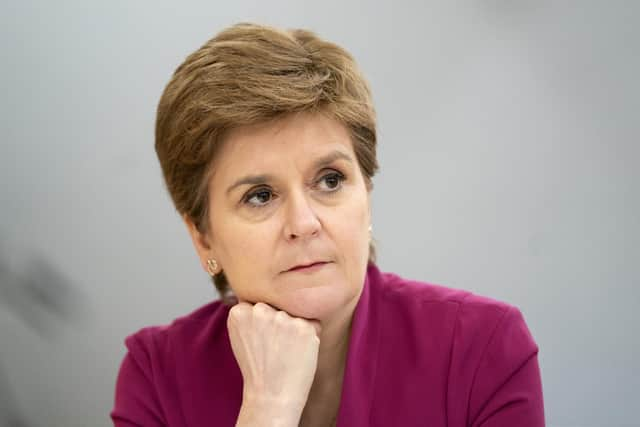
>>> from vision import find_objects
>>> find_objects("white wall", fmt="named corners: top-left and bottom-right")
top-left (1, 1), bottom-right (638, 426)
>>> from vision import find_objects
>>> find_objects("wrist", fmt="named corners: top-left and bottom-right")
top-left (236, 392), bottom-right (305, 427)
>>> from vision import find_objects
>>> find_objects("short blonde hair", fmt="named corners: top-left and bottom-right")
top-left (155, 23), bottom-right (379, 299)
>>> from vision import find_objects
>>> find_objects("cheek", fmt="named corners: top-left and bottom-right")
top-left (214, 219), bottom-right (278, 283)
top-left (328, 194), bottom-right (370, 261)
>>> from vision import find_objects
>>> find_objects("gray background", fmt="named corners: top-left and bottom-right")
top-left (1, 1), bottom-right (638, 426)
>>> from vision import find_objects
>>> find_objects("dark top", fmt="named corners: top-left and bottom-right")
top-left (112, 263), bottom-right (545, 426)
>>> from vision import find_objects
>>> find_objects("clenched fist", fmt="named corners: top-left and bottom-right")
top-left (228, 302), bottom-right (322, 427)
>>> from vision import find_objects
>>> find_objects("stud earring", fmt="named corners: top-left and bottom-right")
top-left (206, 259), bottom-right (218, 276)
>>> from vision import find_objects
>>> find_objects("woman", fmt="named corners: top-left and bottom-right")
top-left (111, 23), bottom-right (545, 426)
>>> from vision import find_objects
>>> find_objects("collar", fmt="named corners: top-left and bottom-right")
top-left (335, 263), bottom-right (382, 426)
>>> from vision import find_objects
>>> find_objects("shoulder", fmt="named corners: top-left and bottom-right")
top-left (369, 266), bottom-right (544, 424)
top-left (376, 267), bottom-right (474, 305)
top-left (370, 264), bottom-right (539, 367)
top-left (122, 299), bottom-right (230, 371)
top-left (112, 300), bottom-right (239, 424)
top-left (373, 265), bottom-right (518, 326)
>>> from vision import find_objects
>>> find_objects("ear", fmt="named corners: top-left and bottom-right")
top-left (182, 215), bottom-right (218, 274)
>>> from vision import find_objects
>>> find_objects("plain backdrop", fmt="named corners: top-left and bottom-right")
top-left (1, 1), bottom-right (638, 426)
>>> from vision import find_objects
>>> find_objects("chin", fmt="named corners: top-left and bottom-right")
top-left (276, 282), bottom-right (358, 321)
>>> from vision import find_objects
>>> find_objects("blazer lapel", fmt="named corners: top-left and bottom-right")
top-left (335, 264), bottom-right (382, 426)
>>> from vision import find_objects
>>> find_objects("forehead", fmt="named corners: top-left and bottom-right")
top-left (213, 112), bottom-right (355, 175)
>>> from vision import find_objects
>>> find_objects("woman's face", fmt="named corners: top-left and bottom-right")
top-left (186, 112), bottom-right (371, 321)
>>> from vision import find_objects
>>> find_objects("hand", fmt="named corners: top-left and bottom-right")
top-left (227, 302), bottom-right (321, 426)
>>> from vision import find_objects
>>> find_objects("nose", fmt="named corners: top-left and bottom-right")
top-left (282, 191), bottom-right (321, 242)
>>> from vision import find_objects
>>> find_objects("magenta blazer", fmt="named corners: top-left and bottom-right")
top-left (112, 263), bottom-right (545, 426)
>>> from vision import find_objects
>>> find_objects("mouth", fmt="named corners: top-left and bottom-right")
top-left (284, 261), bottom-right (332, 273)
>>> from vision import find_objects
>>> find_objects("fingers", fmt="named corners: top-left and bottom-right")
top-left (226, 297), bottom-right (323, 416)
top-left (228, 301), bottom-right (321, 337)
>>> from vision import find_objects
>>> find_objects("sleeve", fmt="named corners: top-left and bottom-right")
top-left (110, 332), bottom-right (167, 427)
top-left (468, 306), bottom-right (545, 427)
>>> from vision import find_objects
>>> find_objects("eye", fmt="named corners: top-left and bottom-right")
top-left (317, 171), bottom-right (345, 192)
top-left (244, 188), bottom-right (274, 207)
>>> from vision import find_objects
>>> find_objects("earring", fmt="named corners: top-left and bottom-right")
top-left (368, 224), bottom-right (372, 233)
top-left (206, 259), bottom-right (218, 276)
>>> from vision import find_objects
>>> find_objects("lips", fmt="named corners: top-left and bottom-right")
top-left (285, 261), bottom-right (330, 272)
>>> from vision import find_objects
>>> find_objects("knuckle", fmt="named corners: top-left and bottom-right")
top-left (228, 305), bottom-right (249, 324)
top-left (292, 318), bottom-right (311, 333)
top-left (274, 310), bottom-right (290, 325)
top-left (252, 302), bottom-right (272, 319)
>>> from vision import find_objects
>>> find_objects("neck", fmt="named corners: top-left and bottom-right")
top-left (311, 291), bottom-right (360, 395)
top-left (300, 286), bottom-right (364, 427)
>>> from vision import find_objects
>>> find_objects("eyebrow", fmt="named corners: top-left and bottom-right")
top-left (225, 149), bottom-right (354, 196)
